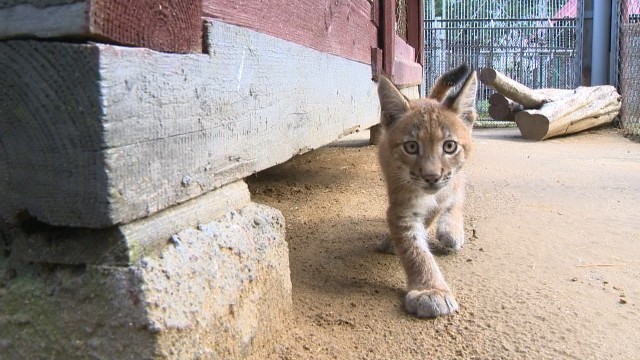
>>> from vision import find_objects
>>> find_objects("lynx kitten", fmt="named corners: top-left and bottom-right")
top-left (376, 65), bottom-right (478, 318)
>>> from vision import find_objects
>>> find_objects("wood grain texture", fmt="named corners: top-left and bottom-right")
top-left (202, 0), bottom-right (376, 64)
top-left (0, 0), bottom-right (202, 53)
top-left (0, 20), bottom-right (380, 227)
top-left (515, 86), bottom-right (621, 141)
top-left (10, 181), bottom-right (250, 266)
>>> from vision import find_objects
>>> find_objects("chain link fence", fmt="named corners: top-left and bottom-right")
top-left (424, 0), bottom-right (582, 126)
top-left (617, 0), bottom-right (640, 137)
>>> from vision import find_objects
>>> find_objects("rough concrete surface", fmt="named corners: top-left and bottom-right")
top-left (0, 202), bottom-right (291, 359)
top-left (247, 127), bottom-right (640, 359)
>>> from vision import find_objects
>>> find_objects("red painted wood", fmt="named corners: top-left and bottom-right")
top-left (406, 0), bottom-right (424, 67)
top-left (394, 34), bottom-right (415, 61)
top-left (372, 0), bottom-right (381, 27)
top-left (90, 0), bottom-right (202, 53)
top-left (202, 0), bottom-right (377, 64)
top-left (393, 58), bottom-right (423, 86)
top-left (382, 0), bottom-right (396, 78)
top-left (393, 34), bottom-right (422, 85)
top-left (381, 0), bottom-right (422, 85)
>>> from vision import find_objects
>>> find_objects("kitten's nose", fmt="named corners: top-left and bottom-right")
top-left (421, 172), bottom-right (442, 183)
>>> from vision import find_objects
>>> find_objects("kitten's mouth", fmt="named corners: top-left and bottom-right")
top-left (421, 182), bottom-right (446, 193)
top-left (409, 172), bottom-right (452, 193)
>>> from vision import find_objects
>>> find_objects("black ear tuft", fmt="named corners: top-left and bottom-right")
top-left (444, 70), bottom-right (478, 128)
top-left (440, 64), bottom-right (469, 86)
top-left (428, 64), bottom-right (470, 101)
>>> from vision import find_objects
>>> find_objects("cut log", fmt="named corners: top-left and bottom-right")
top-left (480, 68), bottom-right (548, 108)
top-left (488, 93), bottom-right (524, 121)
top-left (514, 86), bottom-right (621, 140)
top-left (480, 68), bottom-right (574, 108)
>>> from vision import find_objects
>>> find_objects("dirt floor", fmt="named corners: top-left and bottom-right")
top-left (246, 127), bottom-right (640, 360)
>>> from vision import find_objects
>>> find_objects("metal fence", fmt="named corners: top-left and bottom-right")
top-left (424, 0), bottom-right (582, 125)
top-left (616, 0), bottom-right (640, 137)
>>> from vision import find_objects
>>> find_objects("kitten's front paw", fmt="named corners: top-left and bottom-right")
top-left (376, 234), bottom-right (395, 254)
top-left (405, 289), bottom-right (458, 318)
top-left (436, 228), bottom-right (465, 251)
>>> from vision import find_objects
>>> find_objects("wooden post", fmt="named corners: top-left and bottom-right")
top-left (382, 0), bottom-right (397, 79)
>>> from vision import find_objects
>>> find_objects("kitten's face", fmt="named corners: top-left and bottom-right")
top-left (377, 65), bottom-right (478, 194)
top-left (385, 99), bottom-right (473, 194)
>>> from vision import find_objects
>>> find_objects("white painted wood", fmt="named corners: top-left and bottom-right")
top-left (0, 1), bottom-right (86, 39)
top-left (0, 20), bottom-right (380, 227)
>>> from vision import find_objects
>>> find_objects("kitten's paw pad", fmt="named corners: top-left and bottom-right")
top-left (436, 230), bottom-right (464, 251)
top-left (376, 235), bottom-right (395, 254)
top-left (405, 289), bottom-right (458, 318)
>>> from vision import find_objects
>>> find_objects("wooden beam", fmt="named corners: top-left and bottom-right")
top-left (10, 181), bottom-right (250, 266)
top-left (0, 20), bottom-right (380, 228)
top-left (392, 35), bottom-right (423, 86)
top-left (382, 0), bottom-right (396, 78)
top-left (371, 47), bottom-right (383, 80)
top-left (406, 0), bottom-right (424, 67)
top-left (0, 0), bottom-right (202, 53)
top-left (202, 0), bottom-right (376, 64)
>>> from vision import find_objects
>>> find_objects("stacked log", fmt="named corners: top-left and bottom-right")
top-left (479, 68), bottom-right (621, 141)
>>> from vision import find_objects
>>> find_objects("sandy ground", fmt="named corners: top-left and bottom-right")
top-left (246, 127), bottom-right (640, 360)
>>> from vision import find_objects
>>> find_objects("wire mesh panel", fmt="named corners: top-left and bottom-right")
top-left (424, 0), bottom-right (582, 125)
top-left (617, 0), bottom-right (640, 136)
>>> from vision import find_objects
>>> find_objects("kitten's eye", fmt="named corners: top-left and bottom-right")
top-left (403, 141), bottom-right (419, 155)
top-left (443, 140), bottom-right (458, 154)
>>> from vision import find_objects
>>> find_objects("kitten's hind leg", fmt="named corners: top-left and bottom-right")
top-left (437, 199), bottom-right (465, 251)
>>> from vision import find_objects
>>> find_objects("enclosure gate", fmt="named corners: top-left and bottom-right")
top-left (424, 0), bottom-right (582, 124)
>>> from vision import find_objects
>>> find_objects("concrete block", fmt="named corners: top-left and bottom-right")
top-left (0, 202), bottom-right (291, 359)
top-left (8, 180), bottom-right (250, 266)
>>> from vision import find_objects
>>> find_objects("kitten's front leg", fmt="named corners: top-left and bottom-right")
top-left (436, 182), bottom-right (466, 250)
top-left (436, 202), bottom-right (465, 251)
top-left (388, 212), bottom-right (458, 318)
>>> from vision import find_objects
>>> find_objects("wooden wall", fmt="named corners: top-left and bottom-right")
top-left (0, 0), bottom-right (202, 53)
top-left (202, 0), bottom-right (377, 64)
top-left (0, 20), bottom-right (380, 227)
top-left (0, 1), bottom-right (429, 227)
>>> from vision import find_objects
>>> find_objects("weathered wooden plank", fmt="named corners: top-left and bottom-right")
top-left (392, 35), bottom-right (423, 86)
top-left (9, 181), bottom-right (250, 265)
top-left (202, 0), bottom-right (376, 64)
top-left (382, 0), bottom-right (396, 78)
top-left (0, 0), bottom-right (202, 53)
top-left (406, 0), bottom-right (424, 68)
top-left (380, 0), bottom-right (421, 85)
top-left (0, 20), bottom-right (380, 228)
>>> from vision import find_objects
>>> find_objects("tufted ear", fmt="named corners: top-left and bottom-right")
top-left (377, 75), bottom-right (410, 128)
top-left (444, 70), bottom-right (478, 128)
top-left (428, 63), bottom-right (469, 102)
